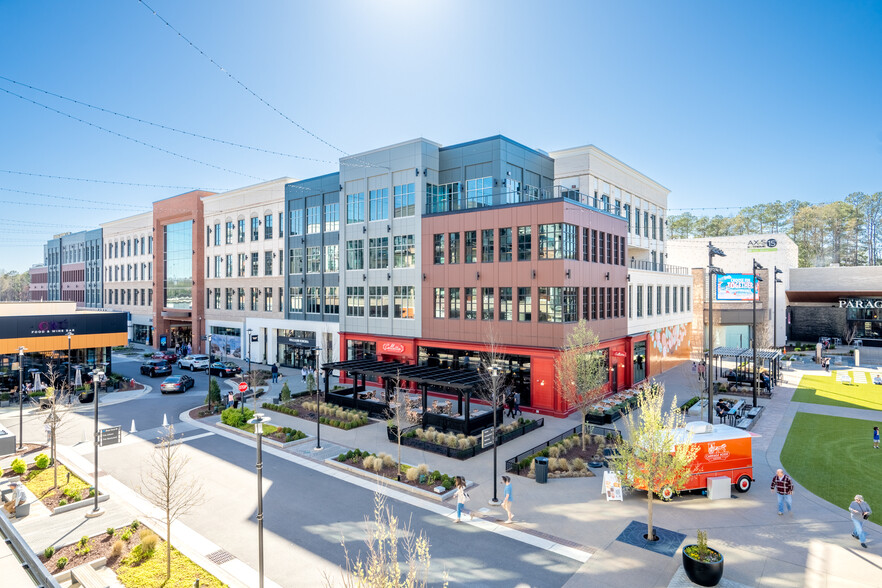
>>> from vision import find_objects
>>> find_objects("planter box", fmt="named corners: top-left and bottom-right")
top-left (325, 458), bottom-right (465, 502)
top-left (392, 419), bottom-right (544, 460)
top-left (54, 492), bottom-right (109, 515)
top-left (216, 423), bottom-right (313, 449)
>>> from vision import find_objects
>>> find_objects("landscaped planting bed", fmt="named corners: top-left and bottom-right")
top-left (3, 455), bottom-right (94, 512)
top-left (586, 390), bottom-right (641, 424)
top-left (266, 396), bottom-right (370, 430)
top-left (515, 433), bottom-right (607, 478)
top-left (391, 417), bottom-right (543, 460)
top-left (220, 408), bottom-right (307, 442)
top-left (335, 449), bottom-right (459, 492)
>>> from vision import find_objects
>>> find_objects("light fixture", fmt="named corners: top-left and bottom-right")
top-left (605, 272), bottom-right (610, 280)
top-left (626, 274), bottom-right (631, 281)
top-left (387, 273), bottom-right (391, 281)
top-left (753, 260), bottom-right (765, 271)
top-left (362, 274), bottom-right (366, 281)
top-left (415, 168), bottom-right (419, 176)
top-left (362, 226), bottom-right (367, 234)
top-left (422, 273), bottom-right (427, 281)
top-left (476, 272), bottom-right (480, 280)
top-left (386, 224), bottom-right (391, 233)
top-left (565, 269), bottom-right (571, 279)
top-left (531, 270), bottom-right (536, 279)
top-left (423, 168), bottom-right (427, 176)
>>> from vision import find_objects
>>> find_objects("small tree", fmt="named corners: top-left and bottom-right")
top-left (307, 372), bottom-right (318, 419)
top-left (608, 383), bottom-right (699, 541)
top-left (41, 362), bottom-right (76, 489)
top-left (140, 424), bottom-right (205, 582)
top-left (205, 378), bottom-right (221, 411)
top-left (384, 372), bottom-right (406, 479)
top-left (280, 381), bottom-right (291, 403)
top-left (555, 321), bottom-right (608, 450)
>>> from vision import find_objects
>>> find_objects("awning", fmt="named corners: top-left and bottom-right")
top-left (321, 358), bottom-right (484, 391)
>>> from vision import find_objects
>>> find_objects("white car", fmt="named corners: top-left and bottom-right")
top-left (177, 355), bottom-right (210, 371)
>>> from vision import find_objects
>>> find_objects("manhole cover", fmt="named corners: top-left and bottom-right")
top-left (206, 549), bottom-right (235, 565)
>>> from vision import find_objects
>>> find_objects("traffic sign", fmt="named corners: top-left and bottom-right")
top-left (238, 382), bottom-right (248, 392)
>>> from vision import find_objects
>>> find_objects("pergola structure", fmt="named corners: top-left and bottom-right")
top-left (711, 346), bottom-right (782, 385)
top-left (320, 359), bottom-right (501, 434)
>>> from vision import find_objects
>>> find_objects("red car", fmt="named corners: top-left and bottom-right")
top-left (152, 351), bottom-right (178, 363)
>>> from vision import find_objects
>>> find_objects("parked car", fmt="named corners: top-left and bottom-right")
top-left (160, 375), bottom-right (195, 394)
top-left (208, 362), bottom-right (242, 378)
top-left (152, 351), bottom-right (179, 363)
top-left (140, 360), bottom-right (172, 377)
top-left (178, 354), bottom-right (210, 371)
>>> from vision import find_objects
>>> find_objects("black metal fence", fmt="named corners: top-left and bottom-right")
top-left (505, 423), bottom-right (621, 475)
top-left (387, 418), bottom-right (544, 460)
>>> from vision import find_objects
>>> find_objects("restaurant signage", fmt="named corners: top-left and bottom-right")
top-left (380, 342), bottom-right (406, 354)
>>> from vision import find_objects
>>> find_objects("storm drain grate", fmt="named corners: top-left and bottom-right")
top-left (206, 549), bottom-right (236, 565)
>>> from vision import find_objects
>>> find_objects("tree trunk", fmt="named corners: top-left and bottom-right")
top-left (166, 518), bottom-right (172, 581)
top-left (581, 410), bottom-right (587, 451)
top-left (647, 490), bottom-right (655, 541)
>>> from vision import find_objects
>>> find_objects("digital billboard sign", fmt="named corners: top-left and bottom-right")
top-left (715, 273), bottom-right (758, 302)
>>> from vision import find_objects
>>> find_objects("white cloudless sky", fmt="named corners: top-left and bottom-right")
top-left (1, 0), bottom-right (880, 271)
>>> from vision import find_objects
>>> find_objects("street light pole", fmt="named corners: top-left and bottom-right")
top-left (312, 346), bottom-right (322, 451)
top-left (773, 267), bottom-right (783, 349)
top-left (17, 346), bottom-right (26, 449)
top-left (488, 366), bottom-right (500, 506)
top-left (67, 331), bottom-right (73, 396)
top-left (247, 412), bottom-right (269, 588)
top-left (706, 242), bottom-right (726, 424)
top-left (87, 365), bottom-right (105, 518)
top-left (207, 334), bottom-right (214, 411)
top-left (752, 260), bottom-right (764, 407)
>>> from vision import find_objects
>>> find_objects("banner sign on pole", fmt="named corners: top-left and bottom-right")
top-left (481, 428), bottom-right (494, 449)
top-left (602, 471), bottom-right (623, 501)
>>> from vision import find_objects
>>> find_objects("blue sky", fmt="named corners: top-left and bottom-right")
top-left (1, 0), bottom-right (880, 271)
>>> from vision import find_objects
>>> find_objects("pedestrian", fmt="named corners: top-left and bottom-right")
top-left (873, 426), bottom-right (879, 450)
top-left (698, 361), bottom-right (706, 381)
top-left (2, 481), bottom-right (25, 516)
top-left (505, 393), bottom-right (515, 418)
top-left (849, 494), bottom-right (872, 548)
top-left (226, 391), bottom-right (234, 409)
top-left (501, 475), bottom-right (513, 523)
top-left (770, 468), bottom-right (793, 515)
top-left (454, 476), bottom-right (470, 523)
top-left (513, 390), bottom-right (521, 416)
top-left (301, 366), bottom-right (307, 383)
top-left (271, 363), bottom-right (279, 384)
top-left (44, 422), bottom-right (51, 445)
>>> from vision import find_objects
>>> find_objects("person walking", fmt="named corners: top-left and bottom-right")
top-left (301, 366), bottom-right (308, 383)
top-left (271, 363), bottom-right (279, 384)
top-left (874, 426), bottom-right (879, 450)
top-left (44, 422), bottom-right (51, 445)
top-left (505, 393), bottom-right (515, 419)
top-left (453, 476), bottom-right (470, 523)
top-left (513, 390), bottom-right (522, 416)
top-left (501, 475), bottom-right (513, 523)
top-left (226, 391), bottom-right (234, 409)
top-left (849, 494), bottom-right (872, 548)
top-left (770, 468), bottom-right (794, 515)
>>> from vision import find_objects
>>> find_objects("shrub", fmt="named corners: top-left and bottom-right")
top-left (280, 382), bottom-right (291, 402)
top-left (557, 458), bottom-right (570, 472)
top-left (44, 546), bottom-right (55, 559)
top-left (572, 458), bottom-right (587, 471)
top-left (131, 519), bottom-right (140, 530)
top-left (111, 540), bottom-right (125, 558)
top-left (442, 479), bottom-right (454, 491)
top-left (141, 533), bottom-right (159, 553)
top-left (206, 378), bottom-right (221, 407)
top-left (121, 530), bottom-right (132, 541)
top-left (548, 457), bottom-right (559, 471)
top-left (380, 454), bottom-right (395, 469)
top-left (372, 458), bottom-right (384, 473)
top-left (139, 527), bottom-right (154, 541)
top-left (548, 446), bottom-right (561, 459)
top-left (56, 557), bottom-right (69, 569)
top-left (337, 453), bottom-right (347, 462)
top-left (457, 438), bottom-right (471, 450)
top-left (59, 499), bottom-right (68, 506)
top-left (221, 407), bottom-right (254, 428)
top-left (75, 536), bottom-right (91, 556)
top-left (363, 456), bottom-right (376, 470)
top-left (34, 453), bottom-right (50, 469)
top-left (417, 464), bottom-right (429, 476)
top-left (529, 460), bottom-right (536, 476)
top-left (107, 527), bottom-right (115, 537)
top-left (405, 467), bottom-right (420, 482)
top-left (11, 457), bottom-right (26, 474)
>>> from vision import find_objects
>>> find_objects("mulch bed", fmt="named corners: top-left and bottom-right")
top-left (188, 405), bottom-right (220, 420)
top-left (271, 397), bottom-right (372, 428)
top-left (335, 454), bottom-right (455, 493)
top-left (3, 464), bottom-right (92, 512)
top-left (517, 436), bottom-right (603, 478)
top-left (1, 443), bottom-right (44, 458)
top-left (39, 523), bottom-right (148, 575)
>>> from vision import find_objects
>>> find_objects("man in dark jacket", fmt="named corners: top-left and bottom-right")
top-left (770, 468), bottom-right (794, 515)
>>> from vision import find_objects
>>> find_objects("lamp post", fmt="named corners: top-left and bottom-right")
top-left (207, 334), bottom-right (214, 411)
top-left (17, 346), bottom-right (26, 449)
top-left (773, 267), bottom-right (783, 349)
top-left (311, 346), bottom-right (322, 451)
top-left (488, 365), bottom-right (500, 506)
top-left (752, 259), bottom-right (765, 407)
top-left (706, 242), bottom-right (726, 424)
top-left (247, 412), bottom-right (270, 588)
top-left (244, 329), bottom-right (253, 419)
top-left (67, 330), bottom-right (74, 397)
top-left (87, 365), bottom-right (105, 518)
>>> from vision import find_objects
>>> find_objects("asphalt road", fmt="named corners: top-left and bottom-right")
top-left (40, 354), bottom-right (583, 587)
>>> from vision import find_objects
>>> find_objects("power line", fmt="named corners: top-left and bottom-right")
top-left (0, 168), bottom-right (224, 192)
top-left (0, 187), bottom-right (149, 210)
top-left (0, 86), bottom-right (265, 181)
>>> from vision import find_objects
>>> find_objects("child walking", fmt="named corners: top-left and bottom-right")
top-left (874, 426), bottom-right (879, 449)
top-left (501, 475), bottom-right (513, 523)
top-left (454, 476), bottom-right (469, 523)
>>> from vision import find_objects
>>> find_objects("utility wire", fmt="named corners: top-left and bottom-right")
top-left (0, 168), bottom-right (224, 192)
top-left (0, 187), bottom-right (149, 210)
top-left (0, 86), bottom-right (265, 181)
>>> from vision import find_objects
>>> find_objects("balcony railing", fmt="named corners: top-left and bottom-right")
top-left (425, 184), bottom-right (626, 216)
top-left (629, 259), bottom-right (690, 275)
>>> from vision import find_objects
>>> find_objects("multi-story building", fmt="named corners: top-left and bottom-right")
top-left (29, 229), bottom-right (103, 308)
top-left (203, 179), bottom-right (291, 363)
top-left (28, 265), bottom-right (48, 301)
top-left (101, 212), bottom-right (154, 344)
top-left (552, 145), bottom-right (694, 380)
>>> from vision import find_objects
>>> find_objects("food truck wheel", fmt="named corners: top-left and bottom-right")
top-left (736, 475), bottom-right (752, 493)
top-left (659, 486), bottom-right (674, 501)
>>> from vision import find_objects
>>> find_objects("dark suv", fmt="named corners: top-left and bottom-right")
top-left (140, 360), bottom-right (172, 378)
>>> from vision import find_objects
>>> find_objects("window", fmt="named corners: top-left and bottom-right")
top-left (449, 288), bottom-right (461, 319)
top-left (289, 249), bottom-right (303, 274)
top-left (672, 286), bottom-right (677, 313)
top-left (279, 212), bottom-right (284, 237)
top-left (225, 221), bottom-right (234, 244)
top-left (680, 286), bottom-right (685, 312)
top-left (236, 253), bottom-right (245, 277)
top-left (466, 177), bottom-right (492, 208)
top-left (582, 228), bottom-right (589, 261)
top-left (265, 251), bottom-right (273, 276)
top-left (651, 215), bottom-right (657, 240)
top-left (306, 287), bottom-right (321, 314)
top-left (214, 224), bottom-right (221, 246)
top-left (464, 287), bottom-right (477, 319)
top-left (320, 204), bottom-right (337, 233)
top-left (225, 288), bottom-right (233, 310)
top-left (425, 182), bottom-right (461, 213)
top-left (394, 286), bottom-right (415, 319)
top-left (346, 287), bottom-right (364, 316)
top-left (518, 287), bottom-right (531, 321)
top-left (251, 252), bottom-right (259, 276)
top-left (538, 223), bottom-right (578, 260)
top-left (290, 209), bottom-right (303, 235)
top-left (614, 236), bottom-right (619, 267)
top-left (607, 287), bottom-right (613, 318)
top-left (347, 192), bottom-right (365, 224)
top-left (591, 230), bottom-right (598, 262)
top-left (582, 287), bottom-right (589, 320)
top-left (237, 219), bottom-right (245, 243)
top-left (687, 287), bottom-right (691, 310)
top-left (393, 183), bottom-right (415, 217)
top-left (659, 217), bottom-right (664, 241)
top-left (504, 179), bottom-right (521, 203)
top-left (499, 287), bottom-right (512, 320)
top-left (346, 240), bottom-right (364, 270)
top-left (264, 214), bottom-right (273, 239)
top-left (237, 288), bottom-right (245, 310)
top-left (251, 217), bottom-right (260, 241)
top-left (306, 206), bottom-right (321, 234)
top-left (433, 288), bottom-right (445, 318)
top-left (563, 287), bottom-right (577, 322)
top-left (619, 289), bottom-right (625, 318)
top-left (538, 287), bottom-right (562, 323)
top-left (279, 249), bottom-right (284, 274)
top-left (324, 287), bottom-right (339, 314)
top-left (481, 229), bottom-right (494, 262)
top-left (615, 200), bottom-right (621, 216)
top-left (629, 285), bottom-right (633, 318)
top-left (448, 232), bottom-right (460, 264)
top-left (635, 209), bottom-right (641, 235)
top-left (433, 234), bottom-right (445, 265)
top-left (369, 237), bottom-right (389, 269)
top-left (647, 286), bottom-right (653, 316)
top-left (624, 204), bottom-right (631, 232)
top-left (517, 226), bottom-right (531, 261)
top-left (307, 247), bottom-right (321, 273)
top-left (613, 287), bottom-right (619, 317)
top-left (325, 244), bottom-right (339, 272)
top-left (657, 285), bottom-right (662, 315)
top-left (369, 188), bottom-right (389, 221)
top-left (644, 211), bottom-right (649, 237)
top-left (666, 286), bottom-right (671, 314)
top-left (482, 287), bottom-right (494, 320)
top-left (599, 288), bottom-right (606, 319)
top-left (599, 231), bottom-right (605, 263)
top-left (591, 287), bottom-right (598, 320)
top-left (265, 287), bottom-right (273, 312)
top-left (637, 285), bottom-right (643, 317)
top-left (225, 254), bottom-right (232, 277)
top-left (250, 288), bottom-right (259, 311)
top-left (214, 289), bottom-right (221, 309)
top-left (393, 235), bottom-right (415, 268)
top-left (369, 286), bottom-right (389, 318)
top-left (499, 228), bottom-right (512, 262)
top-left (606, 233), bottom-right (612, 264)
top-left (464, 231), bottom-right (477, 263)
top-left (289, 287), bottom-right (304, 313)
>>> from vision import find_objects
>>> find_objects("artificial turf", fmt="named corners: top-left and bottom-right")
top-left (791, 370), bottom-right (882, 410)
top-left (780, 412), bottom-right (881, 515)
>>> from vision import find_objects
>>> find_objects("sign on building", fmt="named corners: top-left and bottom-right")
top-left (716, 274), bottom-right (758, 302)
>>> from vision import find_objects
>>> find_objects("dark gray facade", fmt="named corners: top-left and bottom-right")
top-left (43, 228), bottom-right (103, 308)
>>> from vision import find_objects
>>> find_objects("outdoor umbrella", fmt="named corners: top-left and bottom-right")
top-left (33, 372), bottom-right (43, 391)
top-left (74, 368), bottom-right (82, 388)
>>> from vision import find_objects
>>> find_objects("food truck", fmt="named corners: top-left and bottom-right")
top-left (660, 421), bottom-right (754, 500)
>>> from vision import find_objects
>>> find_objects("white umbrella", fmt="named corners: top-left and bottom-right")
top-left (33, 372), bottom-right (43, 391)
top-left (74, 368), bottom-right (83, 388)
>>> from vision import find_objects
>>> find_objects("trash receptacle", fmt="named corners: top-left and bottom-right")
top-left (534, 457), bottom-right (548, 484)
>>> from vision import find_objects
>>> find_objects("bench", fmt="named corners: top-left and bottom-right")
top-left (735, 417), bottom-right (752, 429)
top-left (70, 563), bottom-right (109, 588)
top-left (747, 407), bottom-right (762, 418)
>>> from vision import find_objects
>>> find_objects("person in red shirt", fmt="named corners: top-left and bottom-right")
top-left (770, 468), bottom-right (793, 515)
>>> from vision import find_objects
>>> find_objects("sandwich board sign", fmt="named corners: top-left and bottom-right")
top-left (602, 471), bottom-right (623, 501)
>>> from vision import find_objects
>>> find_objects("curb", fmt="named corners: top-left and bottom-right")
top-left (324, 458), bottom-right (464, 502)
top-left (215, 422), bottom-right (313, 449)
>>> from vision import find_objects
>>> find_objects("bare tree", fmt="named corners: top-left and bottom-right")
top-left (384, 371), bottom-right (406, 480)
top-left (38, 362), bottom-right (77, 489)
top-left (554, 321), bottom-right (608, 450)
top-left (140, 424), bottom-right (205, 582)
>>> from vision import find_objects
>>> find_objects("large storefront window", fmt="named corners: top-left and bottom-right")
top-left (164, 220), bottom-right (193, 309)
top-left (418, 347), bottom-right (532, 407)
top-left (210, 326), bottom-right (241, 359)
top-left (133, 324), bottom-right (151, 345)
top-left (845, 300), bottom-right (882, 340)
top-left (347, 339), bottom-right (376, 361)
top-left (277, 330), bottom-right (317, 369)
top-left (633, 341), bottom-right (646, 383)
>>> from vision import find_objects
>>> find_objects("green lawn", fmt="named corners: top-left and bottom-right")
top-left (791, 371), bottom-right (882, 410)
top-left (780, 412), bottom-right (881, 515)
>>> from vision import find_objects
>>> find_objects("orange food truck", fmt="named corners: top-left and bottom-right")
top-left (659, 421), bottom-right (755, 500)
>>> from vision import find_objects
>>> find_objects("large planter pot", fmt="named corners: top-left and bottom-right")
top-left (682, 546), bottom-right (724, 587)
